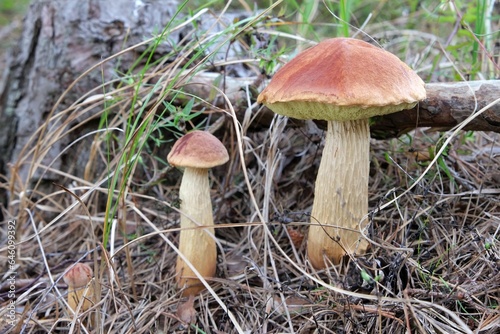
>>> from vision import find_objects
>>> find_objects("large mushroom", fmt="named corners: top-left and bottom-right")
top-left (167, 130), bottom-right (229, 295)
top-left (258, 38), bottom-right (426, 268)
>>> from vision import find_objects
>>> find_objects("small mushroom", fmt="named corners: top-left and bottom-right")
top-left (167, 130), bottom-right (229, 296)
top-left (258, 38), bottom-right (426, 267)
top-left (63, 262), bottom-right (95, 312)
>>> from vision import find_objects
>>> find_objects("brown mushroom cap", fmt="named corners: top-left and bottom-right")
top-left (63, 263), bottom-right (93, 288)
top-left (167, 131), bottom-right (229, 169)
top-left (257, 38), bottom-right (426, 121)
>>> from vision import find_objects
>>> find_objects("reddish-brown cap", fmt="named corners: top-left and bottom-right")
top-left (63, 263), bottom-right (93, 288)
top-left (167, 131), bottom-right (229, 169)
top-left (257, 38), bottom-right (426, 121)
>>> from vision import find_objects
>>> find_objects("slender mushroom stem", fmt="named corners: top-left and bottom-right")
top-left (176, 167), bottom-right (217, 296)
top-left (307, 119), bottom-right (370, 267)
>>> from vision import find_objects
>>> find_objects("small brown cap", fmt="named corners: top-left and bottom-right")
top-left (63, 263), bottom-right (93, 288)
top-left (257, 38), bottom-right (426, 121)
top-left (167, 131), bottom-right (229, 168)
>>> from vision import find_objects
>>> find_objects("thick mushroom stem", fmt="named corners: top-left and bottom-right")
top-left (176, 167), bottom-right (217, 296)
top-left (307, 119), bottom-right (370, 268)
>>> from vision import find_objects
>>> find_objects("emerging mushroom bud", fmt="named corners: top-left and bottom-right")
top-left (63, 263), bottom-right (95, 312)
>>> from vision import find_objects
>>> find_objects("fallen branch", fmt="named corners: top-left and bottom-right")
top-left (370, 80), bottom-right (500, 139)
top-left (185, 75), bottom-right (500, 138)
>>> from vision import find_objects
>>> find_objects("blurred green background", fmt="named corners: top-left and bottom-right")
top-left (0, 0), bottom-right (29, 26)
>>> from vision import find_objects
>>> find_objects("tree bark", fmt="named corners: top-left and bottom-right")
top-left (0, 0), bottom-right (181, 201)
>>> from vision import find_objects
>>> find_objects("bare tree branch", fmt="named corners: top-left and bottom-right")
top-left (186, 75), bottom-right (500, 138)
top-left (370, 81), bottom-right (500, 139)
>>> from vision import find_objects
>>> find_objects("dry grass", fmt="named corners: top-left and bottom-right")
top-left (1, 3), bottom-right (499, 334)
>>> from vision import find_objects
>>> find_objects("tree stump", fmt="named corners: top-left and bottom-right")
top-left (0, 0), bottom-right (181, 207)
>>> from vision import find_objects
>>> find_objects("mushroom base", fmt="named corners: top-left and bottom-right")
top-left (307, 119), bottom-right (370, 268)
top-left (67, 284), bottom-right (95, 312)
